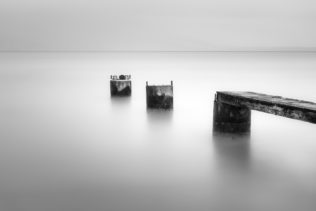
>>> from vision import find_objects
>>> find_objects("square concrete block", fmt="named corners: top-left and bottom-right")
top-left (146, 81), bottom-right (173, 109)
top-left (110, 75), bottom-right (131, 96)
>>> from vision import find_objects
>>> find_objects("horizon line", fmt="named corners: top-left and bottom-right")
top-left (1, 50), bottom-right (316, 53)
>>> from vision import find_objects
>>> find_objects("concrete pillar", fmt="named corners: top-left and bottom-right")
top-left (213, 100), bottom-right (251, 133)
top-left (110, 75), bottom-right (131, 96)
top-left (146, 81), bottom-right (173, 109)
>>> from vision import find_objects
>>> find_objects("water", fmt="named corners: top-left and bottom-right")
top-left (0, 52), bottom-right (316, 211)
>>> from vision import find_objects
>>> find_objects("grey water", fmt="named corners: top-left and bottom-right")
top-left (0, 52), bottom-right (316, 211)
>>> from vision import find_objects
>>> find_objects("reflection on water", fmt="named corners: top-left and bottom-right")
top-left (110, 95), bottom-right (132, 108)
top-left (146, 108), bottom-right (173, 124)
top-left (146, 109), bottom-right (174, 143)
top-left (1, 53), bottom-right (316, 211)
top-left (213, 132), bottom-right (251, 174)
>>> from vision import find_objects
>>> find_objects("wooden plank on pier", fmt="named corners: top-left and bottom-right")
top-left (216, 92), bottom-right (316, 124)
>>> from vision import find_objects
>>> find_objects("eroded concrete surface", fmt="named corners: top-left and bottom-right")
top-left (216, 91), bottom-right (316, 123)
top-left (146, 84), bottom-right (173, 109)
top-left (110, 80), bottom-right (131, 96)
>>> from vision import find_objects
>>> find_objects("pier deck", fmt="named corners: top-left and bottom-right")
top-left (216, 92), bottom-right (316, 123)
top-left (213, 91), bottom-right (316, 133)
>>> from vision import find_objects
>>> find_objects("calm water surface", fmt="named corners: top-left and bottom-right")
top-left (0, 52), bottom-right (316, 211)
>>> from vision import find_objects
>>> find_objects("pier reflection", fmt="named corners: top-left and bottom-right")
top-left (213, 132), bottom-right (251, 175)
top-left (110, 96), bottom-right (131, 109)
top-left (146, 109), bottom-right (174, 140)
top-left (146, 109), bottom-right (173, 124)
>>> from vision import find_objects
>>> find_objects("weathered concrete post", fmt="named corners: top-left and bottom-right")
top-left (213, 91), bottom-right (316, 133)
top-left (110, 75), bottom-right (131, 96)
top-left (213, 94), bottom-right (251, 133)
top-left (146, 81), bottom-right (173, 109)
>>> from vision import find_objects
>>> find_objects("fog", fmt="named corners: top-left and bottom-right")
top-left (0, 0), bottom-right (316, 51)
top-left (0, 52), bottom-right (316, 211)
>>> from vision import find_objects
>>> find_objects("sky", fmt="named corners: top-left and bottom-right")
top-left (0, 0), bottom-right (316, 51)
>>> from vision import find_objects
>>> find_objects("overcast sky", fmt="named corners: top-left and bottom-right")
top-left (0, 0), bottom-right (316, 51)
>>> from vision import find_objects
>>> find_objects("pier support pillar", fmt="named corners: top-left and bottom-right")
top-left (146, 81), bottom-right (173, 109)
top-left (213, 100), bottom-right (251, 133)
top-left (110, 75), bottom-right (131, 96)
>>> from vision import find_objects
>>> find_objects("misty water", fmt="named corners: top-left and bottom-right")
top-left (1, 52), bottom-right (316, 211)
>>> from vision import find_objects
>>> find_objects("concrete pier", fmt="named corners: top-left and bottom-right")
top-left (146, 81), bottom-right (173, 109)
top-left (110, 75), bottom-right (131, 96)
top-left (213, 100), bottom-right (251, 133)
top-left (213, 91), bottom-right (316, 133)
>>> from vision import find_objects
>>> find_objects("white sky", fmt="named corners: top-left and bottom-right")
top-left (0, 0), bottom-right (315, 51)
